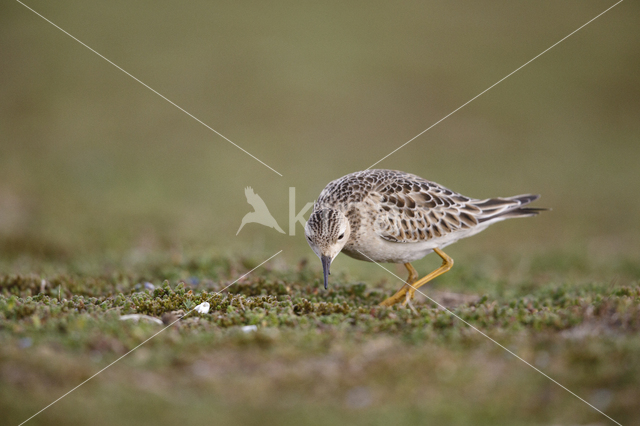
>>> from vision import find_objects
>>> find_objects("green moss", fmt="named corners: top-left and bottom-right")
top-left (1, 252), bottom-right (639, 425)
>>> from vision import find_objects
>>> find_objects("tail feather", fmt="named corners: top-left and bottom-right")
top-left (473, 194), bottom-right (548, 223)
top-left (510, 194), bottom-right (540, 205)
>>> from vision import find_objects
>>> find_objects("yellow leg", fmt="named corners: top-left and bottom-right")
top-left (378, 263), bottom-right (417, 307)
top-left (379, 248), bottom-right (454, 307)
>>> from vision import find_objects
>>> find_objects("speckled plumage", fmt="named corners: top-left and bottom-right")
top-left (305, 169), bottom-right (545, 304)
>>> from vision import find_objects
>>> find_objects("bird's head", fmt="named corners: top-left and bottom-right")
top-left (304, 208), bottom-right (351, 290)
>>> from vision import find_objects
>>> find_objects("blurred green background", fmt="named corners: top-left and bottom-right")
top-left (1, 0), bottom-right (639, 272)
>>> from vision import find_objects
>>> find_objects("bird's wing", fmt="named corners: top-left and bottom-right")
top-left (370, 176), bottom-right (483, 243)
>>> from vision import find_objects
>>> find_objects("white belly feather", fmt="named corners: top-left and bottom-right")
top-left (342, 222), bottom-right (492, 264)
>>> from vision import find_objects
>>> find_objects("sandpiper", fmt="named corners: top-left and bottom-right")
top-left (304, 169), bottom-right (545, 307)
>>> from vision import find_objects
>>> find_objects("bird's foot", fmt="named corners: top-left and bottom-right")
top-left (379, 288), bottom-right (407, 307)
top-left (404, 299), bottom-right (419, 315)
top-left (379, 284), bottom-right (416, 308)
top-left (401, 287), bottom-right (416, 307)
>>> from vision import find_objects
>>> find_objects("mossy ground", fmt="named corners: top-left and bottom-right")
top-left (2, 1), bottom-right (639, 425)
top-left (1, 251), bottom-right (639, 426)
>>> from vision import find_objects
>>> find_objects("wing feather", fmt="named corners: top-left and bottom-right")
top-left (371, 175), bottom-right (477, 243)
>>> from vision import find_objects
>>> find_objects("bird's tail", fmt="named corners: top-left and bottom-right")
top-left (472, 194), bottom-right (548, 224)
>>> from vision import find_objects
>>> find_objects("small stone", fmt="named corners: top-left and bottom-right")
top-left (241, 325), bottom-right (257, 333)
top-left (119, 314), bottom-right (163, 325)
top-left (194, 302), bottom-right (210, 314)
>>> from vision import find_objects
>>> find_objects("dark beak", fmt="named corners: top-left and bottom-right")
top-left (321, 255), bottom-right (331, 290)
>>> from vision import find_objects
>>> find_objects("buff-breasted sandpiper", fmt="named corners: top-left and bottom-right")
top-left (304, 169), bottom-right (546, 307)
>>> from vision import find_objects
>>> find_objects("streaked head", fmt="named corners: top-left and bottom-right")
top-left (304, 208), bottom-right (351, 289)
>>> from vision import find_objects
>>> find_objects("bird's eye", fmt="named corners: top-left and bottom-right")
top-left (338, 233), bottom-right (345, 240)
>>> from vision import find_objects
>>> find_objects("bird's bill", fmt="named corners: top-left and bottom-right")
top-left (321, 255), bottom-right (331, 290)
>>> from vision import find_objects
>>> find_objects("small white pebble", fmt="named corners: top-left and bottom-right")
top-left (119, 314), bottom-right (163, 325)
top-left (241, 325), bottom-right (257, 333)
top-left (194, 302), bottom-right (210, 314)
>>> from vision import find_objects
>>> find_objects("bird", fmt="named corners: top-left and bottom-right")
top-left (236, 186), bottom-right (285, 235)
top-left (304, 169), bottom-right (546, 307)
